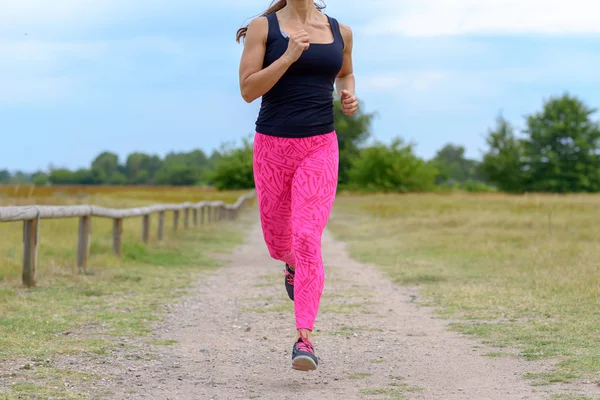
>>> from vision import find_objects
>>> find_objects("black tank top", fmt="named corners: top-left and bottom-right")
top-left (255, 12), bottom-right (345, 138)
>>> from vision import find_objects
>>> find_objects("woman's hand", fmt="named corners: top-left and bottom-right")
top-left (341, 90), bottom-right (358, 116)
top-left (283, 30), bottom-right (310, 63)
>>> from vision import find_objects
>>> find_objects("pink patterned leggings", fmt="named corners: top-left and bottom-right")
top-left (253, 131), bottom-right (339, 331)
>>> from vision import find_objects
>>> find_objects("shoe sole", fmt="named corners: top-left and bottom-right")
top-left (292, 355), bottom-right (318, 371)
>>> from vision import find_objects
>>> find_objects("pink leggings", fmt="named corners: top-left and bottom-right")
top-left (253, 131), bottom-right (339, 331)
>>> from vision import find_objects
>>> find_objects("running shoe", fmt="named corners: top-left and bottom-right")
top-left (284, 263), bottom-right (295, 301)
top-left (292, 336), bottom-right (318, 371)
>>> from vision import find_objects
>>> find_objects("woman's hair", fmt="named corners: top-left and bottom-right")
top-left (236, 0), bottom-right (326, 43)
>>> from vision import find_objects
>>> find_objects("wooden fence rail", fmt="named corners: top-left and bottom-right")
top-left (0, 191), bottom-right (255, 287)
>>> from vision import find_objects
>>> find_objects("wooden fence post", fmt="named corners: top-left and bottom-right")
top-left (184, 208), bottom-right (190, 229)
top-left (77, 215), bottom-right (91, 274)
top-left (200, 206), bottom-right (205, 226)
top-left (142, 214), bottom-right (150, 244)
top-left (157, 211), bottom-right (165, 241)
top-left (22, 218), bottom-right (39, 287)
top-left (113, 218), bottom-right (123, 257)
top-left (173, 210), bottom-right (180, 231)
top-left (193, 208), bottom-right (198, 227)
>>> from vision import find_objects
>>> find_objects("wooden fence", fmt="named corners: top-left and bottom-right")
top-left (0, 191), bottom-right (255, 287)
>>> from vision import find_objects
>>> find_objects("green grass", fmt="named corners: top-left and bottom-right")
top-left (0, 191), bottom-right (254, 398)
top-left (0, 366), bottom-right (102, 400)
top-left (0, 187), bottom-right (248, 284)
top-left (360, 387), bottom-right (406, 399)
top-left (360, 380), bottom-right (422, 400)
top-left (148, 339), bottom-right (178, 346)
top-left (524, 371), bottom-right (580, 386)
top-left (0, 223), bottom-right (248, 358)
top-left (329, 192), bottom-right (600, 385)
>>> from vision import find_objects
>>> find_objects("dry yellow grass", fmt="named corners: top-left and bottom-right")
top-left (0, 185), bottom-right (246, 285)
top-left (329, 192), bottom-right (600, 384)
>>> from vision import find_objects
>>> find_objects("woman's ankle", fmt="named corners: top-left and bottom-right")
top-left (296, 328), bottom-right (312, 341)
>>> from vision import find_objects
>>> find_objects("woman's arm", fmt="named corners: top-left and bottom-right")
top-left (335, 24), bottom-right (358, 116)
top-left (238, 18), bottom-right (309, 103)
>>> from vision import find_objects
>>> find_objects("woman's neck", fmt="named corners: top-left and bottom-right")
top-left (284, 0), bottom-right (317, 23)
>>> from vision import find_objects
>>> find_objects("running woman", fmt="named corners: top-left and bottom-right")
top-left (237, 0), bottom-right (358, 371)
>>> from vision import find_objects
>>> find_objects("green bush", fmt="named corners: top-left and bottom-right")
top-left (347, 138), bottom-right (438, 193)
top-left (208, 137), bottom-right (255, 190)
top-left (462, 180), bottom-right (497, 193)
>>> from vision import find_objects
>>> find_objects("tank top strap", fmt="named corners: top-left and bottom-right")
top-left (265, 12), bottom-right (281, 42)
top-left (326, 15), bottom-right (344, 47)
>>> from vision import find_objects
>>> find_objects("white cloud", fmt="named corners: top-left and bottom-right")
top-left (5, 0), bottom-right (597, 38)
top-left (358, 46), bottom-right (600, 114)
top-left (362, 0), bottom-right (600, 36)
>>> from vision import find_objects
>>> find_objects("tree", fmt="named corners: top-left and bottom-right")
top-left (348, 138), bottom-right (438, 192)
top-left (32, 172), bottom-right (50, 185)
top-left (9, 171), bottom-right (32, 184)
top-left (91, 151), bottom-right (121, 184)
top-left (154, 164), bottom-right (199, 186)
top-left (334, 99), bottom-right (375, 185)
top-left (521, 93), bottom-right (600, 192)
top-left (125, 153), bottom-right (163, 184)
top-left (209, 137), bottom-right (254, 190)
top-left (431, 143), bottom-right (483, 185)
top-left (125, 153), bottom-right (160, 184)
top-left (49, 169), bottom-right (78, 184)
top-left (0, 170), bottom-right (10, 184)
top-left (481, 114), bottom-right (524, 193)
top-left (73, 169), bottom-right (95, 185)
top-left (163, 150), bottom-right (210, 184)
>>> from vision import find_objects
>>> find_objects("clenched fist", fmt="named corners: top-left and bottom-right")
top-left (283, 30), bottom-right (310, 63)
top-left (341, 90), bottom-right (358, 116)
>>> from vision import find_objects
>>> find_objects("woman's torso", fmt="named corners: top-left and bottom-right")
top-left (255, 12), bottom-right (344, 138)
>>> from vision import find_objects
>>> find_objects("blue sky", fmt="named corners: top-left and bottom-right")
top-left (1, 0), bottom-right (599, 172)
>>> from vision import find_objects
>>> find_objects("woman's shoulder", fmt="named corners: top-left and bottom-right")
top-left (338, 21), bottom-right (352, 39)
top-left (327, 15), bottom-right (353, 44)
top-left (245, 15), bottom-right (270, 42)
top-left (247, 15), bottom-right (270, 31)
top-left (327, 15), bottom-right (352, 35)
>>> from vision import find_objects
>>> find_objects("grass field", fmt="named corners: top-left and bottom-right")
top-left (329, 192), bottom-right (600, 386)
top-left (0, 185), bottom-right (246, 284)
top-left (0, 185), bottom-right (252, 399)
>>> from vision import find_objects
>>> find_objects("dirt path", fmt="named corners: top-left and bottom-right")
top-left (94, 217), bottom-right (599, 400)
